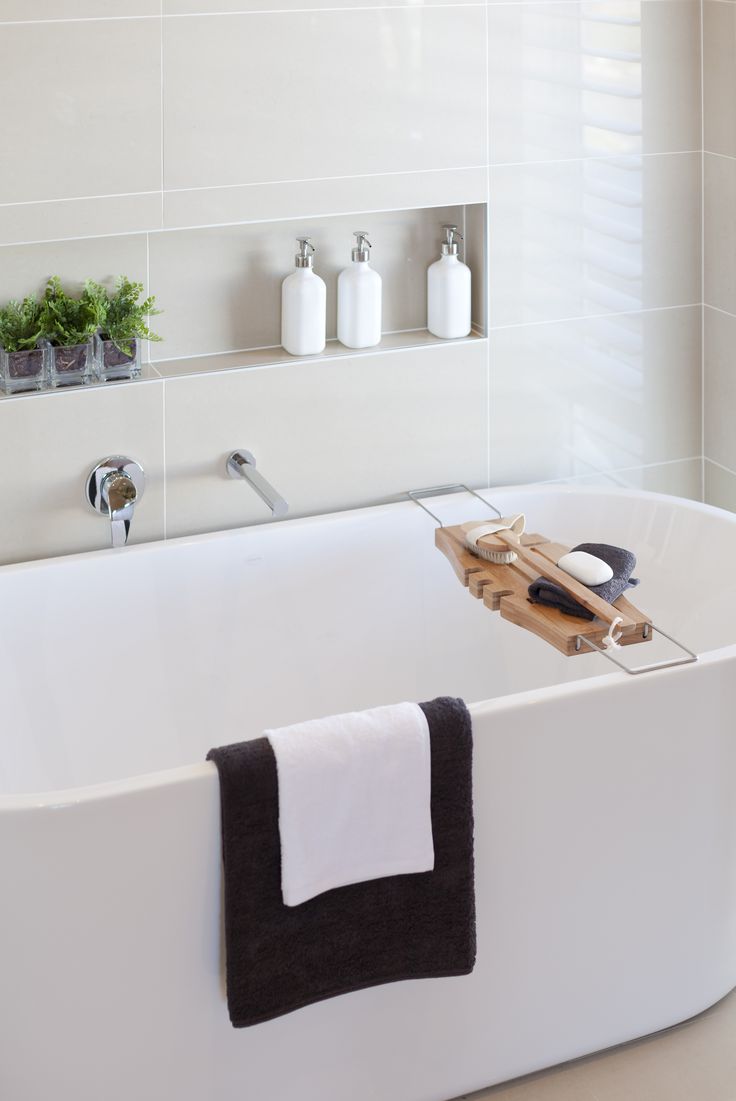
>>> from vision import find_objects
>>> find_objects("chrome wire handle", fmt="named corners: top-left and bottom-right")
top-left (406, 483), bottom-right (501, 527)
top-left (576, 624), bottom-right (698, 675)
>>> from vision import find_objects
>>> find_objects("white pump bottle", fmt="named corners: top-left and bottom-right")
top-left (281, 236), bottom-right (327, 356)
top-left (427, 224), bottom-right (471, 340)
top-left (337, 231), bottom-right (382, 349)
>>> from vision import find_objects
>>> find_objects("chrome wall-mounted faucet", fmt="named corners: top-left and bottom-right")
top-left (85, 456), bottom-right (145, 547)
top-left (226, 450), bottom-right (288, 518)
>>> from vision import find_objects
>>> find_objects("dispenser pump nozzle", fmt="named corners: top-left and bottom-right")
top-left (352, 231), bottom-right (372, 262)
top-left (295, 236), bottom-right (315, 268)
top-left (441, 224), bottom-right (463, 256)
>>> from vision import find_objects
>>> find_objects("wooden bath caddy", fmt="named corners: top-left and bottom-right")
top-left (436, 524), bottom-right (653, 656)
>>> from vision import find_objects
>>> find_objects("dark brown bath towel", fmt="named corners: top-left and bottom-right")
top-left (207, 696), bottom-right (475, 1028)
top-left (528, 542), bottom-right (640, 620)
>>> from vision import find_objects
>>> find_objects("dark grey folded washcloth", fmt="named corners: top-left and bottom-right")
top-left (207, 696), bottom-right (475, 1028)
top-left (528, 542), bottom-right (640, 621)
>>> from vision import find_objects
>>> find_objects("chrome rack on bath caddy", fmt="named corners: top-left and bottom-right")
top-left (407, 484), bottom-right (698, 676)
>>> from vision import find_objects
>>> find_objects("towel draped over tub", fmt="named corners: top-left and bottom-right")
top-left (207, 696), bottom-right (476, 1027)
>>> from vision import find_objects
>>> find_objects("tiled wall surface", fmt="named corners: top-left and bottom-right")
top-left (0, 0), bottom-right (704, 564)
top-left (704, 0), bottom-right (736, 510)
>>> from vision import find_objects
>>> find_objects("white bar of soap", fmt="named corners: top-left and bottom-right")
top-left (556, 550), bottom-right (613, 587)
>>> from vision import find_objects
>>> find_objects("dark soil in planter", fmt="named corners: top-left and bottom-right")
top-left (102, 337), bottom-right (136, 370)
top-left (8, 348), bottom-right (44, 380)
top-left (54, 343), bottom-right (89, 376)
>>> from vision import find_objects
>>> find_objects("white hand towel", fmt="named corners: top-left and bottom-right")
top-left (265, 702), bottom-right (434, 907)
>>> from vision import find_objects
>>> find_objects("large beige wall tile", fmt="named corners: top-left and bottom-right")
top-left (705, 152), bottom-right (736, 314)
top-left (705, 460), bottom-right (736, 513)
top-left (163, 340), bottom-right (488, 537)
top-left (165, 0), bottom-right (472, 8)
top-left (641, 1), bottom-right (701, 155)
top-left (0, 1), bottom-right (158, 17)
top-left (0, 20), bottom-right (161, 205)
top-left (0, 381), bottom-right (165, 565)
top-left (489, 306), bottom-right (701, 486)
top-left (489, 152), bottom-right (700, 327)
top-left (560, 459), bottom-right (703, 502)
top-left (150, 207), bottom-right (473, 359)
top-left (163, 9), bottom-right (487, 191)
top-left (629, 458), bottom-right (702, 501)
top-left (0, 234), bottom-right (148, 305)
top-left (0, 233), bottom-right (161, 360)
top-left (163, 167), bottom-right (487, 232)
top-left (704, 0), bottom-right (736, 157)
top-left (488, 2), bottom-right (699, 165)
top-left (704, 305), bottom-right (736, 472)
top-left (0, 194), bottom-right (161, 248)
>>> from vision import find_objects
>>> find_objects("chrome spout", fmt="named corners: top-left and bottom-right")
top-left (226, 450), bottom-right (288, 518)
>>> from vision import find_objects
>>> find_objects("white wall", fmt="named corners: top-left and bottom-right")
top-left (0, 1), bottom-right (703, 564)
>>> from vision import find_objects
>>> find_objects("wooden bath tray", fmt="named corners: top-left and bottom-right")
top-left (436, 524), bottom-right (652, 656)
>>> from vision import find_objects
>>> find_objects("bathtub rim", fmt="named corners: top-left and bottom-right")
top-left (4, 647), bottom-right (733, 812)
top-left (3, 482), bottom-right (732, 810)
top-left (0, 480), bottom-right (729, 580)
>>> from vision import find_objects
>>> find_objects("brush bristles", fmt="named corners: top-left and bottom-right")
top-left (468, 542), bottom-right (518, 565)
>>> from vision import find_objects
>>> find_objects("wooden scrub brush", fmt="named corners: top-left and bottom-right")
top-left (462, 515), bottom-right (526, 564)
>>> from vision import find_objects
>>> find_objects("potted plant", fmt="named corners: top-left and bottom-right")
top-left (0, 295), bottom-right (49, 394)
top-left (91, 276), bottom-right (162, 381)
top-left (41, 276), bottom-right (101, 388)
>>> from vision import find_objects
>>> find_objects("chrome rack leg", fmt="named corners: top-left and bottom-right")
top-left (406, 483), bottom-right (502, 527)
top-left (576, 624), bottom-right (698, 675)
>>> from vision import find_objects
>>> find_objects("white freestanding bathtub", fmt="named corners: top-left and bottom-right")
top-left (2, 485), bottom-right (736, 1101)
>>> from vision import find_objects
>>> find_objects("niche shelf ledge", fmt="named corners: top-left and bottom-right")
top-left (151, 328), bottom-right (487, 381)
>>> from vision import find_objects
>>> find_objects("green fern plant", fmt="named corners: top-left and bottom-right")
top-left (40, 276), bottom-right (100, 348)
top-left (81, 279), bottom-right (109, 331)
top-left (0, 295), bottom-right (45, 354)
top-left (95, 276), bottom-right (162, 358)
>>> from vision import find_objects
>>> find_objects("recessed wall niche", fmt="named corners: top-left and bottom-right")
top-left (0, 203), bottom-right (488, 398)
top-left (148, 202), bottom-right (488, 374)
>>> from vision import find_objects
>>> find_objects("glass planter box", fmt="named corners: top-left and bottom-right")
top-left (50, 337), bottom-right (95, 388)
top-left (95, 334), bottom-right (141, 382)
top-left (0, 340), bottom-right (50, 394)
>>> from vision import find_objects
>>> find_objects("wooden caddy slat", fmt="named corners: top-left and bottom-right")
top-left (436, 525), bottom-right (652, 657)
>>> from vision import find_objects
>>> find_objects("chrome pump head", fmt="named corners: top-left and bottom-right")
top-left (351, 231), bottom-right (372, 262)
top-left (295, 236), bottom-right (315, 268)
top-left (441, 224), bottom-right (463, 256)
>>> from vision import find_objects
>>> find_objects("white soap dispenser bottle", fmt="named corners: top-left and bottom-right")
top-left (281, 236), bottom-right (327, 356)
top-left (337, 231), bottom-right (382, 349)
top-left (427, 224), bottom-right (471, 340)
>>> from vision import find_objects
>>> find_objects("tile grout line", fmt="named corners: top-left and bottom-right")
top-left (162, 379), bottom-right (168, 541)
top-left (143, 301), bottom-right (700, 365)
top-left (0, 4), bottom-right (486, 26)
top-left (701, 148), bottom-right (736, 162)
top-left (703, 302), bottom-right (736, 321)
top-left (484, 0), bottom-right (491, 489)
top-left (536, 454), bottom-right (704, 486)
top-left (0, 149), bottom-right (702, 212)
top-left (145, 233), bottom-right (151, 365)
top-left (160, 0), bottom-right (165, 226)
top-left (164, 150), bottom-right (703, 188)
top-left (701, 0), bottom-right (706, 503)
top-left (486, 302), bottom-right (702, 333)
top-left (704, 456), bottom-right (736, 479)
top-left (0, 150), bottom-right (702, 251)
top-left (0, 1), bottom-right (709, 26)
top-left (0, 190), bottom-right (161, 209)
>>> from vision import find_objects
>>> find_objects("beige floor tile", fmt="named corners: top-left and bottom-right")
top-left (459, 989), bottom-right (736, 1101)
top-left (463, 1062), bottom-right (598, 1100)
